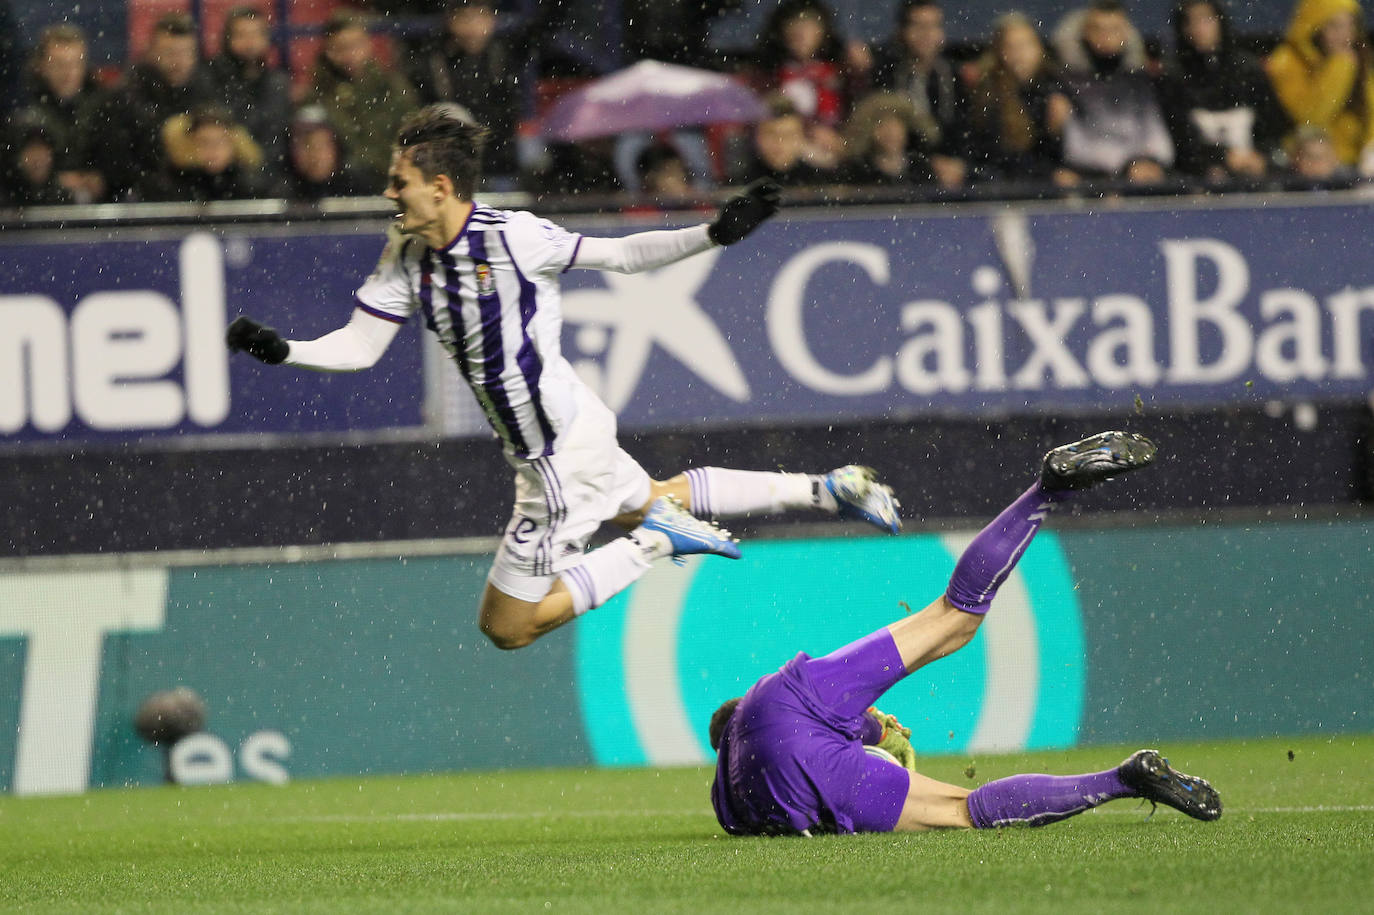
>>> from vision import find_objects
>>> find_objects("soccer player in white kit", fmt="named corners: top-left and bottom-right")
top-left (227, 104), bottom-right (902, 650)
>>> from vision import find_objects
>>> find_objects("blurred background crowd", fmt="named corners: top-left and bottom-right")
top-left (2, 0), bottom-right (1373, 209)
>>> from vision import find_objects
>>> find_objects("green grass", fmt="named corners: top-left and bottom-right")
top-left (1, 735), bottom-right (1371, 914)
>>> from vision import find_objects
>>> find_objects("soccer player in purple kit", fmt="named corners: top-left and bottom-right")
top-left (709, 430), bottom-right (1223, 835)
top-left (225, 103), bottom-right (902, 651)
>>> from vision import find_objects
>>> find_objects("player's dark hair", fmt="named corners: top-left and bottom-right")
top-left (708, 697), bottom-right (742, 752)
top-left (396, 103), bottom-right (489, 199)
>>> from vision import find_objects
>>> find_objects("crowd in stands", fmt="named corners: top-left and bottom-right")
top-left (4, 0), bottom-right (1374, 210)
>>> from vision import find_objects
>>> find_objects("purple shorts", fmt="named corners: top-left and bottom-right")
top-left (712, 649), bottom-right (911, 835)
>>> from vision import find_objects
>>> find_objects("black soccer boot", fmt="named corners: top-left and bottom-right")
top-left (1041, 431), bottom-right (1157, 491)
top-left (1118, 749), bottom-right (1222, 821)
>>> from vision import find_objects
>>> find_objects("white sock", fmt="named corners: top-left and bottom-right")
top-left (559, 537), bottom-right (654, 615)
top-left (683, 468), bottom-right (827, 519)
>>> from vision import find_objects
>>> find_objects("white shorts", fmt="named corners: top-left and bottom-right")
top-left (486, 391), bottom-right (652, 602)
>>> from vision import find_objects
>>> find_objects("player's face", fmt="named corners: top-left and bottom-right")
top-left (385, 150), bottom-right (442, 238)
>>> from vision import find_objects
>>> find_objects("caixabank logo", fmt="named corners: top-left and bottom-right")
top-left (574, 533), bottom-right (1085, 765)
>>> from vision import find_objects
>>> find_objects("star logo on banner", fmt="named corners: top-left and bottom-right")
top-left (562, 246), bottom-right (751, 412)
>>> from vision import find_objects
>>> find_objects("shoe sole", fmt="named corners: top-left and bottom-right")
top-left (1043, 431), bottom-right (1157, 490)
top-left (1120, 749), bottom-right (1222, 821)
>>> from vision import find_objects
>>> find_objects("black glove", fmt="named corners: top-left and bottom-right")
top-left (226, 316), bottom-right (290, 365)
top-left (708, 178), bottom-right (781, 246)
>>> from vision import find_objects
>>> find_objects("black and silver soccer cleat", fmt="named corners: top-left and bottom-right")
top-left (1041, 430), bottom-right (1157, 491)
top-left (1118, 749), bottom-right (1222, 821)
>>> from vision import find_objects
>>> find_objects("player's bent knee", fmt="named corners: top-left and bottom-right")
top-left (478, 615), bottom-right (537, 650)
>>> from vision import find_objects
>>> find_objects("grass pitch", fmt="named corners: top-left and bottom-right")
top-left (1, 735), bottom-right (1371, 914)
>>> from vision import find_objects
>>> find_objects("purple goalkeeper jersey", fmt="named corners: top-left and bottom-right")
top-left (711, 651), bottom-right (907, 836)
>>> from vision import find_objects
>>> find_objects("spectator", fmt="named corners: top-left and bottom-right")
top-left (636, 142), bottom-right (694, 196)
top-left (1285, 124), bottom-right (1357, 182)
top-left (840, 92), bottom-right (935, 186)
top-left (12, 23), bottom-right (106, 202)
top-left (738, 94), bottom-right (836, 186)
top-left (98, 12), bottom-right (217, 200)
top-left (621, 0), bottom-right (743, 69)
top-left (1052, 1), bottom-right (1174, 183)
top-left (755, 0), bottom-right (866, 168)
top-left (2, 117), bottom-right (73, 207)
top-left (206, 7), bottom-right (292, 183)
top-left (533, 139), bottom-right (624, 195)
top-left (966, 13), bottom-right (1072, 183)
top-left (1159, 0), bottom-right (1289, 183)
top-left (144, 103), bottom-right (265, 202)
top-left (280, 106), bottom-right (372, 200)
top-left (869, 0), bottom-right (970, 187)
top-left (407, 0), bottom-right (520, 177)
top-left (304, 10), bottom-right (417, 188)
top-left (1267, 0), bottom-right (1374, 170)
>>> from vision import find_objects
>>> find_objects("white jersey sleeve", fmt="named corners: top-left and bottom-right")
top-left (500, 210), bottom-right (583, 277)
top-left (354, 226), bottom-right (419, 324)
top-left (571, 225), bottom-right (716, 274)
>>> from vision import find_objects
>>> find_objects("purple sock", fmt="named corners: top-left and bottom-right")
top-left (801, 629), bottom-right (908, 721)
top-left (966, 768), bottom-right (1134, 828)
top-left (945, 483), bottom-right (1066, 614)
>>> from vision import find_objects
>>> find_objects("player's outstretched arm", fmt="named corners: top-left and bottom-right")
top-left (225, 309), bottom-right (401, 373)
top-left (568, 179), bottom-right (782, 275)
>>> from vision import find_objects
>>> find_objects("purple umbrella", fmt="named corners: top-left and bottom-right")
top-left (542, 60), bottom-right (768, 141)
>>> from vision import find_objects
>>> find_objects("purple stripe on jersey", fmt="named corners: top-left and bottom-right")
top-left (451, 235), bottom-right (531, 457)
top-left (417, 252), bottom-right (438, 334)
top-left (531, 458), bottom-right (559, 575)
top-left (562, 235), bottom-right (585, 272)
top-left (439, 205), bottom-right (479, 251)
top-left (498, 231), bottom-right (558, 457)
top-left (353, 297), bottom-right (408, 324)
top-left (539, 457), bottom-right (569, 575)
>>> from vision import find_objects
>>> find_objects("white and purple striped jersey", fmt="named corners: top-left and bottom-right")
top-left (355, 204), bottom-right (587, 459)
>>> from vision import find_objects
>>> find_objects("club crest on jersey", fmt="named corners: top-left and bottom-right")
top-left (475, 263), bottom-right (495, 297)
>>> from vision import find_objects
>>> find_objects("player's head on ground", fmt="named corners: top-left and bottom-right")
top-left (387, 104), bottom-right (490, 241)
top-left (709, 697), bottom-right (742, 751)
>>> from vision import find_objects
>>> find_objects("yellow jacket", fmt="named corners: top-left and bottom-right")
top-left (1267, 0), bottom-right (1374, 163)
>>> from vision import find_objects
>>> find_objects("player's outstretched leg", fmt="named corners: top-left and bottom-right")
top-left (964, 749), bottom-right (1221, 828)
top-left (946, 429), bottom-right (1156, 616)
top-left (679, 465), bottom-right (901, 533)
top-left (799, 431), bottom-right (1159, 709)
top-left (559, 495), bottom-right (739, 615)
